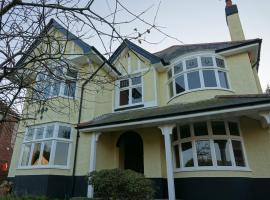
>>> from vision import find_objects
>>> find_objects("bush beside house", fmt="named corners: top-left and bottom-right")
top-left (88, 169), bottom-right (155, 200)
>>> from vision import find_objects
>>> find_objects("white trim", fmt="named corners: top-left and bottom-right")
top-left (115, 75), bottom-right (143, 109)
top-left (87, 132), bottom-right (101, 198)
top-left (17, 122), bottom-right (73, 169)
top-left (217, 43), bottom-right (259, 56)
top-left (172, 120), bottom-right (250, 172)
top-left (259, 112), bottom-right (270, 128)
top-left (80, 103), bottom-right (270, 132)
top-left (166, 54), bottom-right (231, 103)
top-left (158, 125), bottom-right (176, 200)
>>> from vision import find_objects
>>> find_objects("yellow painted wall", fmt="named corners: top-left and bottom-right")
top-left (158, 52), bottom-right (261, 106)
top-left (227, 14), bottom-right (245, 41)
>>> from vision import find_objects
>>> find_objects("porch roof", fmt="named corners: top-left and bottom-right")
top-left (77, 94), bottom-right (270, 131)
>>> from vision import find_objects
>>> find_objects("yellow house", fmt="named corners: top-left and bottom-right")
top-left (8, 1), bottom-right (270, 200)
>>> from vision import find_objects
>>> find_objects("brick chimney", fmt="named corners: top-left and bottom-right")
top-left (225, 0), bottom-right (245, 41)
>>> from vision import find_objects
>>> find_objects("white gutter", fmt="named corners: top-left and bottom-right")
top-left (79, 102), bottom-right (270, 132)
top-left (217, 43), bottom-right (259, 56)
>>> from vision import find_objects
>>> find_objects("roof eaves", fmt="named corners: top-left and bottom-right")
top-left (77, 96), bottom-right (270, 129)
top-left (91, 46), bottom-right (121, 76)
top-left (215, 38), bottom-right (261, 53)
top-left (16, 18), bottom-right (93, 68)
top-left (109, 39), bottom-right (162, 64)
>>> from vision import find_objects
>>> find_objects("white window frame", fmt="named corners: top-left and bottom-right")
top-left (18, 122), bottom-right (73, 170)
top-left (167, 53), bottom-right (232, 102)
top-left (172, 120), bottom-right (250, 172)
top-left (35, 67), bottom-right (78, 100)
top-left (115, 74), bottom-right (144, 109)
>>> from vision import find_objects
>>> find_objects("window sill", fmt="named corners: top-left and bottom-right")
top-left (168, 88), bottom-right (234, 104)
top-left (17, 166), bottom-right (70, 170)
top-left (174, 167), bottom-right (251, 173)
top-left (114, 104), bottom-right (144, 112)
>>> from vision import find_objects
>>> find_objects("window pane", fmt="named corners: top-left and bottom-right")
top-left (174, 62), bottom-right (183, 75)
top-left (58, 126), bottom-right (71, 139)
top-left (45, 125), bottom-right (54, 138)
top-left (120, 79), bottom-right (129, 88)
top-left (41, 141), bottom-right (52, 165)
top-left (21, 144), bottom-right (31, 166)
top-left (167, 69), bottom-right (172, 79)
top-left (181, 142), bottom-right (194, 167)
top-left (66, 69), bottom-right (78, 78)
top-left (218, 71), bottom-right (229, 89)
top-left (212, 121), bottom-right (226, 135)
top-left (172, 127), bottom-right (178, 141)
top-left (131, 77), bottom-right (141, 85)
top-left (196, 140), bottom-right (213, 166)
top-left (201, 57), bottom-right (213, 67)
top-left (194, 122), bottom-right (208, 136)
top-left (31, 143), bottom-right (41, 165)
top-left (54, 142), bottom-right (69, 166)
top-left (25, 128), bottom-right (34, 141)
top-left (186, 58), bottom-right (198, 69)
top-left (64, 80), bottom-right (76, 97)
top-left (216, 58), bottom-right (225, 68)
top-left (180, 125), bottom-right (191, 139)
top-left (44, 80), bottom-right (52, 98)
top-left (175, 75), bottom-right (185, 94)
top-left (203, 70), bottom-right (217, 87)
top-left (229, 122), bottom-right (240, 136)
top-left (120, 90), bottom-right (129, 106)
top-left (174, 145), bottom-right (180, 168)
top-left (52, 81), bottom-right (60, 96)
top-left (187, 71), bottom-right (201, 90)
top-left (232, 140), bottom-right (245, 167)
top-left (214, 140), bottom-right (232, 166)
top-left (132, 87), bottom-right (142, 104)
top-left (169, 82), bottom-right (174, 98)
top-left (35, 127), bottom-right (44, 140)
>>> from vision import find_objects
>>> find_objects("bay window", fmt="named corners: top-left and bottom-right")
top-left (19, 123), bottom-right (72, 168)
top-left (35, 67), bottom-right (77, 99)
top-left (168, 54), bottom-right (230, 99)
top-left (117, 76), bottom-right (143, 108)
top-left (172, 120), bottom-right (248, 171)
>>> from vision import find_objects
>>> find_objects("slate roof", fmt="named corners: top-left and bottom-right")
top-left (109, 39), bottom-right (163, 64)
top-left (77, 94), bottom-right (270, 129)
top-left (15, 19), bottom-right (120, 75)
top-left (154, 38), bottom-right (261, 63)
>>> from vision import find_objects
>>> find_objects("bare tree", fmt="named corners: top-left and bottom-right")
top-left (0, 0), bottom-right (180, 124)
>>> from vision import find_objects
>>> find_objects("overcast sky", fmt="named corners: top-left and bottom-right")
top-left (90, 0), bottom-right (270, 90)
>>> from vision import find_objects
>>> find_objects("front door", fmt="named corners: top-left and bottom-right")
top-left (117, 132), bottom-right (144, 173)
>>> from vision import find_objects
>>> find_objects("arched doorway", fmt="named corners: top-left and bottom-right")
top-left (117, 132), bottom-right (144, 173)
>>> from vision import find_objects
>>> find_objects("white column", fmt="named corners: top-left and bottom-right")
top-left (259, 112), bottom-right (270, 128)
top-left (87, 132), bottom-right (101, 198)
top-left (159, 125), bottom-right (176, 200)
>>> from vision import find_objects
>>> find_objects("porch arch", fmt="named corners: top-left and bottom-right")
top-left (116, 131), bottom-right (144, 173)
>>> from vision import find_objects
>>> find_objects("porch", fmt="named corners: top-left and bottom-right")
top-left (77, 95), bottom-right (270, 200)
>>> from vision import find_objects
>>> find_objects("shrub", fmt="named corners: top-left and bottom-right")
top-left (0, 196), bottom-right (53, 200)
top-left (88, 169), bottom-right (155, 200)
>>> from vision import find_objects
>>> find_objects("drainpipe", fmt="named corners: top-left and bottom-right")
top-left (71, 59), bottom-right (106, 197)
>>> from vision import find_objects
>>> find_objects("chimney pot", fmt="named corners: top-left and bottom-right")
top-left (226, 0), bottom-right (233, 7)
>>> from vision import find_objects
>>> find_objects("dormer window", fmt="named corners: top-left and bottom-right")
top-left (167, 54), bottom-right (229, 99)
top-left (117, 76), bottom-right (143, 109)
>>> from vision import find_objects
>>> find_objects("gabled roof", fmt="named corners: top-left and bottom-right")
top-left (15, 19), bottom-right (120, 75)
top-left (109, 39), bottom-right (163, 64)
top-left (154, 38), bottom-right (262, 63)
